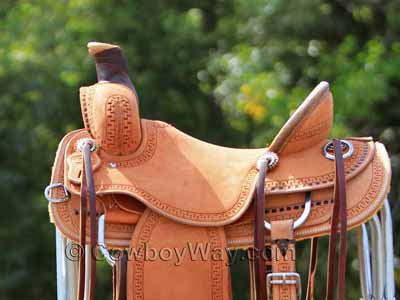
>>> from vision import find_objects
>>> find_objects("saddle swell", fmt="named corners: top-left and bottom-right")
top-left (46, 42), bottom-right (392, 300)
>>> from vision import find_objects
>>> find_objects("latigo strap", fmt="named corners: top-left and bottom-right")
top-left (326, 139), bottom-right (348, 300)
top-left (78, 140), bottom-right (97, 300)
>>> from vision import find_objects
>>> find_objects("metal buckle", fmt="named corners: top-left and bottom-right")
top-left (44, 183), bottom-right (70, 203)
top-left (264, 192), bottom-right (311, 230)
top-left (266, 272), bottom-right (301, 300)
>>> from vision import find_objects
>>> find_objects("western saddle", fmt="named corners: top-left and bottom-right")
top-left (45, 42), bottom-right (392, 300)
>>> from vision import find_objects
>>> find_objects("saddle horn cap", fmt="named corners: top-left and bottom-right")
top-left (87, 42), bottom-right (119, 55)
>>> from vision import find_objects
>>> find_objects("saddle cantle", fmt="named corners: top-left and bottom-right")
top-left (46, 42), bottom-right (391, 300)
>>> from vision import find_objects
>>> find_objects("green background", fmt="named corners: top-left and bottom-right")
top-left (0, 0), bottom-right (399, 299)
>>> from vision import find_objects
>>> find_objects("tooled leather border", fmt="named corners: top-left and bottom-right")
top-left (265, 141), bottom-right (371, 193)
top-left (130, 211), bottom-right (226, 300)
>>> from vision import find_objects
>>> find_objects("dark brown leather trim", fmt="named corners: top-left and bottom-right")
top-left (254, 161), bottom-right (267, 300)
top-left (325, 139), bottom-right (347, 300)
top-left (78, 161), bottom-right (87, 300)
top-left (78, 144), bottom-right (98, 300)
top-left (92, 47), bottom-right (136, 92)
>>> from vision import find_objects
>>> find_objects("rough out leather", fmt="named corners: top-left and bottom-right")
top-left (47, 42), bottom-right (391, 300)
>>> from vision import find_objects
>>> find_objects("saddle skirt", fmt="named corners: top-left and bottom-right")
top-left (48, 81), bottom-right (391, 248)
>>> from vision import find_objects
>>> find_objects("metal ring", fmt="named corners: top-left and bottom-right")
top-left (323, 139), bottom-right (353, 160)
top-left (77, 138), bottom-right (96, 152)
top-left (98, 215), bottom-right (115, 267)
top-left (44, 183), bottom-right (70, 203)
top-left (264, 192), bottom-right (311, 230)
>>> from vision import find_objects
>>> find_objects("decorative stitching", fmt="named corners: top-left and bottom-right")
top-left (265, 142), bottom-right (369, 192)
top-left (101, 121), bottom-right (158, 167)
top-left (207, 228), bottom-right (225, 300)
top-left (95, 167), bottom-right (258, 222)
top-left (132, 211), bottom-right (160, 300)
top-left (290, 120), bottom-right (331, 142)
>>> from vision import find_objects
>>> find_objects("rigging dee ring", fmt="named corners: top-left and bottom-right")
top-left (264, 192), bottom-right (312, 231)
top-left (98, 215), bottom-right (116, 267)
top-left (323, 139), bottom-right (354, 161)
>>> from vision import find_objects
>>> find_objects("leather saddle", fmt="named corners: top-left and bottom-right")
top-left (46, 42), bottom-right (391, 300)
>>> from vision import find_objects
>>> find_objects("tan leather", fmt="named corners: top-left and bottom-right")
top-left (80, 84), bottom-right (142, 155)
top-left (49, 82), bottom-right (391, 247)
top-left (48, 132), bottom-right (391, 248)
top-left (270, 220), bottom-right (297, 300)
top-left (127, 209), bottom-right (231, 300)
top-left (269, 81), bottom-right (332, 155)
top-left (46, 42), bottom-right (392, 300)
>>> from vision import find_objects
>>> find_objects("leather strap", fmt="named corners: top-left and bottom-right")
top-left (78, 142), bottom-right (97, 300)
top-left (325, 139), bottom-right (347, 300)
top-left (78, 162), bottom-right (87, 300)
top-left (270, 220), bottom-right (297, 300)
top-left (254, 160), bottom-right (267, 300)
top-left (248, 250), bottom-right (256, 300)
top-left (113, 251), bottom-right (127, 300)
top-left (306, 237), bottom-right (318, 300)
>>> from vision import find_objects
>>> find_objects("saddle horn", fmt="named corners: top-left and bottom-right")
top-left (81, 42), bottom-right (142, 155)
top-left (87, 42), bottom-right (136, 92)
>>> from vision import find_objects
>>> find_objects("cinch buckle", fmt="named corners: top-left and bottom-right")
top-left (44, 183), bottom-right (70, 203)
top-left (266, 272), bottom-right (301, 300)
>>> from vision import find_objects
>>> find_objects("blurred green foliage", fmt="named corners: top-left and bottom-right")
top-left (0, 0), bottom-right (399, 299)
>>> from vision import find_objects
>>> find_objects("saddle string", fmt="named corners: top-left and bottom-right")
top-left (325, 139), bottom-right (347, 300)
top-left (112, 250), bottom-right (128, 300)
top-left (78, 139), bottom-right (98, 300)
top-left (248, 249), bottom-right (257, 300)
top-left (305, 237), bottom-right (319, 300)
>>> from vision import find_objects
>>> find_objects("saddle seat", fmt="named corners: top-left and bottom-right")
top-left (48, 81), bottom-right (391, 248)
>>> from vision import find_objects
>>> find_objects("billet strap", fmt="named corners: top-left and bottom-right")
top-left (325, 139), bottom-right (347, 300)
top-left (77, 140), bottom-right (97, 300)
top-left (306, 237), bottom-right (319, 300)
top-left (269, 220), bottom-right (298, 300)
top-left (113, 251), bottom-right (127, 300)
